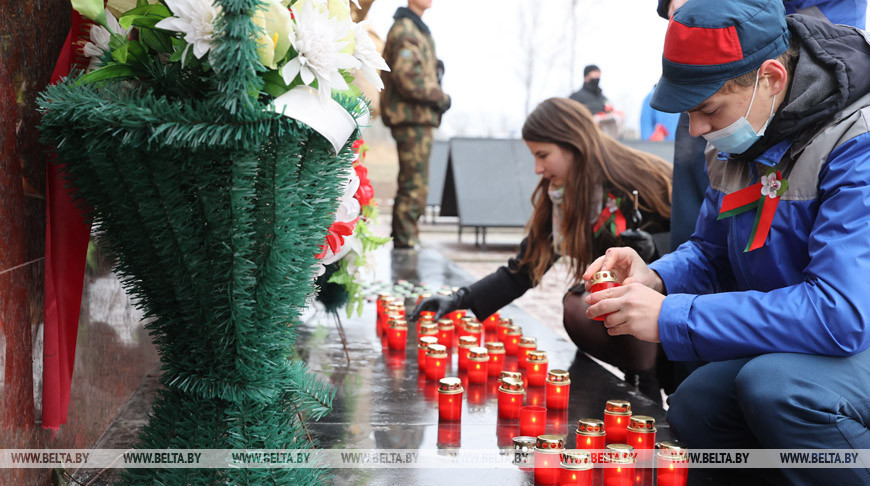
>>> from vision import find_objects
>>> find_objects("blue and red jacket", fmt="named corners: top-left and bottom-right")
top-left (650, 16), bottom-right (870, 362)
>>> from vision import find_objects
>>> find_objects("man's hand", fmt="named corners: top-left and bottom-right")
top-left (582, 247), bottom-right (665, 293)
top-left (585, 283), bottom-right (665, 342)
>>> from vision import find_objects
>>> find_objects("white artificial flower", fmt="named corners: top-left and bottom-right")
top-left (156, 0), bottom-right (221, 61)
top-left (281, 0), bottom-right (361, 103)
top-left (350, 20), bottom-right (389, 91)
top-left (82, 10), bottom-right (128, 72)
top-left (760, 173), bottom-right (782, 199)
top-left (335, 174), bottom-right (361, 222)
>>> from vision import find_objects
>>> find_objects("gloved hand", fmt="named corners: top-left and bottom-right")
top-left (411, 287), bottom-right (470, 321)
top-left (619, 228), bottom-right (657, 263)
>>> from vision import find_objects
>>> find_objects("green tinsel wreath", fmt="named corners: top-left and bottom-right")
top-left (37, 0), bottom-right (358, 483)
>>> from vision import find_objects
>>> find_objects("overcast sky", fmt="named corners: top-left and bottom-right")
top-left (366, 0), bottom-right (870, 139)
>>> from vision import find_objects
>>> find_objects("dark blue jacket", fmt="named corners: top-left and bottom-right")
top-left (650, 16), bottom-right (870, 361)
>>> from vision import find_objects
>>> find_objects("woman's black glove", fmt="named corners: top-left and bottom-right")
top-left (411, 288), bottom-right (471, 321)
top-left (619, 229), bottom-right (657, 263)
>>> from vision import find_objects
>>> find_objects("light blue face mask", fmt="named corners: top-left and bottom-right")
top-left (703, 69), bottom-right (776, 155)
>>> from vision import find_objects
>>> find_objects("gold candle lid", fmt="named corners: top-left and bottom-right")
top-left (377, 293), bottom-right (393, 301)
top-left (464, 321), bottom-right (482, 333)
top-left (387, 302), bottom-right (405, 310)
top-left (498, 377), bottom-right (524, 394)
top-left (418, 335), bottom-right (439, 349)
top-left (546, 369), bottom-right (570, 384)
top-left (418, 314), bottom-right (435, 324)
top-left (438, 377), bottom-right (463, 394)
top-left (437, 318), bottom-right (454, 329)
top-left (527, 350), bottom-right (548, 363)
top-left (468, 346), bottom-right (489, 361)
top-left (388, 319), bottom-right (407, 330)
top-left (535, 435), bottom-right (565, 451)
top-left (426, 343), bottom-right (448, 358)
top-left (504, 325), bottom-right (522, 336)
top-left (458, 336), bottom-right (478, 348)
top-left (420, 322), bottom-right (438, 335)
top-left (417, 292), bottom-right (432, 300)
top-left (460, 316), bottom-right (475, 325)
top-left (657, 441), bottom-right (688, 460)
top-left (485, 341), bottom-right (505, 353)
top-left (518, 336), bottom-right (537, 348)
top-left (605, 399), bottom-right (632, 415)
top-left (627, 415), bottom-right (656, 433)
top-left (576, 418), bottom-right (605, 436)
top-left (498, 317), bottom-right (514, 327)
top-left (591, 270), bottom-right (619, 286)
top-left (604, 444), bottom-right (636, 464)
top-left (512, 436), bottom-right (537, 451)
top-left (560, 450), bottom-right (593, 469)
top-left (499, 371), bottom-right (523, 383)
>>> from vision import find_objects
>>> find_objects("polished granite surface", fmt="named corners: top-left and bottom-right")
top-left (299, 247), bottom-right (718, 485)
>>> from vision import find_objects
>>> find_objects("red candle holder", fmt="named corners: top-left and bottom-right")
top-left (546, 408), bottom-right (569, 437)
top-left (482, 311), bottom-right (500, 331)
top-left (604, 399), bottom-right (631, 444)
top-left (520, 405), bottom-right (546, 438)
top-left (386, 319), bottom-right (408, 350)
top-left (517, 336), bottom-right (537, 368)
top-left (545, 369), bottom-right (570, 409)
top-left (437, 421), bottom-right (461, 449)
top-left (525, 384), bottom-right (545, 407)
top-left (376, 294), bottom-right (393, 333)
top-left (656, 441), bottom-right (688, 486)
top-left (560, 450), bottom-right (593, 486)
top-left (576, 418), bottom-right (606, 463)
top-left (604, 444), bottom-right (636, 486)
top-left (485, 341), bottom-right (505, 376)
top-left (448, 309), bottom-right (466, 327)
top-left (589, 271), bottom-right (620, 321)
top-left (425, 344), bottom-right (448, 381)
top-left (416, 314), bottom-right (434, 333)
top-left (386, 303), bottom-right (406, 321)
top-left (465, 321), bottom-right (483, 346)
top-left (499, 370), bottom-right (523, 384)
top-left (534, 435), bottom-right (565, 486)
top-left (416, 292), bottom-right (432, 306)
top-left (419, 321), bottom-right (438, 340)
top-left (496, 317), bottom-right (514, 343)
top-left (457, 336), bottom-right (477, 371)
top-left (417, 336), bottom-right (439, 370)
top-left (467, 347), bottom-right (489, 384)
top-left (497, 377), bottom-right (525, 419)
top-left (512, 435), bottom-right (537, 472)
top-left (503, 326), bottom-right (523, 355)
top-left (437, 318), bottom-right (455, 348)
top-left (496, 417), bottom-right (521, 448)
top-left (626, 415), bottom-right (656, 450)
top-left (437, 377), bottom-right (463, 421)
top-left (525, 350), bottom-right (548, 386)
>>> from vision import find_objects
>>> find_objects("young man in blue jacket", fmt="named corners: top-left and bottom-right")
top-left (586, 0), bottom-right (870, 483)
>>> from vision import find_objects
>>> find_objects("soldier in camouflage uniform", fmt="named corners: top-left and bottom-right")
top-left (380, 0), bottom-right (451, 249)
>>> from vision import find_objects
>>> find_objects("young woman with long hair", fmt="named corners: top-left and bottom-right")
top-left (413, 97), bottom-right (672, 400)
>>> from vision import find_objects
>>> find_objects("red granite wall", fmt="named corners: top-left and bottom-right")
top-left (1, 3), bottom-right (159, 485)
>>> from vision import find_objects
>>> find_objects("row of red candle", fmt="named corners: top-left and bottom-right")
top-left (516, 434), bottom-right (688, 486)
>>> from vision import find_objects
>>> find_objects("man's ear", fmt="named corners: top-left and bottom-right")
top-left (760, 59), bottom-right (789, 97)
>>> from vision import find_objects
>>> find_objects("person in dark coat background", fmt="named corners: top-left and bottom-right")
top-left (569, 65), bottom-right (611, 115)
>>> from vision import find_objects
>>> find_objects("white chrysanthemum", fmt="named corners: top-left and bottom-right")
top-left (82, 10), bottom-right (128, 72)
top-left (350, 20), bottom-right (389, 91)
top-left (281, 0), bottom-right (361, 103)
top-left (156, 0), bottom-right (221, 61)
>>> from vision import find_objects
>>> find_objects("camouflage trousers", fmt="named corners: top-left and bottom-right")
top-left (390, 125), bottom-right (433, 248)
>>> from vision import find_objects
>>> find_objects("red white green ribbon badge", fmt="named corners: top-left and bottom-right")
top-left (717, 169), bottom-right (789, 252)
top-left (594, 193), bottom-right (626, 237)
